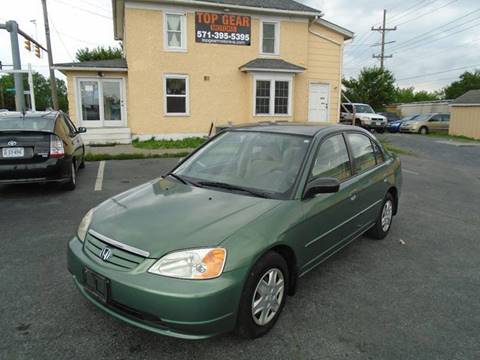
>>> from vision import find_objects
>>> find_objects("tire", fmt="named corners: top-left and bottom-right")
top-left (366, 192), bottom-right (395, 240)
top-left (377, 128), bottom-right (385, 134)
top-left (354, 119), bottom-right (362, 127)
top-left (236, 252), bottom-right (289, 339)
top-left (419, 126), bottom-right (428, 135)
top-left (64, 161), bottom-right (77, 191)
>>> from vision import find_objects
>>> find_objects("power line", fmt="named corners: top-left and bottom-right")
top-left (389, 8), bottom-right (480, 51)
top-left (51, 0), bottom-right (112, 20)
top-left (395, 0), bottom-right (459, 26)
top-left (50, 18), bottom-right (74, 62)
top-left (397, 62), bottom-right (480, 81)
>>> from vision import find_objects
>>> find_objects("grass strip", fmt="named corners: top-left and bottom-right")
top-left (132, 137), bottom-right (206, 149)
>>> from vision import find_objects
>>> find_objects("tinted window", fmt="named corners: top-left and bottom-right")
top-left (347, 133), bottom-right (377, 173)
top-left (343, 104), bottom-right (353, 113)
top-left (431, 115), bottom-right (442, 122)
top-left (0, 116), bottom-right (54, 131)
top-left (371, 140), bottom-right (384, 164)
top-left (441, 114), bottom-right (450, 121)
top-left (311, 134), bottom-right (351, 182)
top-left (63, 115), bottom-right (77, 135)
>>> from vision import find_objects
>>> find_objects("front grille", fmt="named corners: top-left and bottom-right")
top-left (372, 117), bottom-right (384, 121)
top-left (85, 232), bottom-right (146, 270)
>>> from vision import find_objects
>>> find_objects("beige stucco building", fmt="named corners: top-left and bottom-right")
top-left (55, 0), bottom-right (352, 144)
top-left (449, 90), bottom-right (480, 140)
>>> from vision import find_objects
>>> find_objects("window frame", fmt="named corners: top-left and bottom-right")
top-left (163, 74), bottom-right (190, 116)
top-left (260, 20), bottom-right (280, 56)
top-left (164, 12), bottom-right (187, 52)
top-left (344, 131), bottom-right (382, 176)
top-left (253, 74), bottom-right (293, 117)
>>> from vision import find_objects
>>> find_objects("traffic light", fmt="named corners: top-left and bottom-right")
top-left (34, 45), bottom-right (41, 58)
top-left (24, 39), bottom-right (31, 51)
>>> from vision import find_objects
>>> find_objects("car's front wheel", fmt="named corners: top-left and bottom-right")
top-left (367, 192), bottom-right (394, 240)
top-left (236, 251), bottom-right (289, 339)
top-left (419, 126), bottom-right (428, 135)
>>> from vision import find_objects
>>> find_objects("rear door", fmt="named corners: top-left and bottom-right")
top-left (440, 114), bottom-right (450, 131)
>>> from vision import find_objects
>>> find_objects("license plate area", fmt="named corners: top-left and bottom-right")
top-left (2, 147), bottom-right (24, 158)
top-left (83, 268), bottom-right (110, 303)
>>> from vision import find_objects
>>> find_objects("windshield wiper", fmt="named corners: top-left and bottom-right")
top-left (197, 181), bottom-right (271, 198)
top-left (167, 173), bottom-right (202, 187)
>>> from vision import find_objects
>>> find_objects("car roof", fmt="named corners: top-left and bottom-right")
top-left (225, 122), bottom-right (353, 137)
top-left (0, 111), bottom-right (59, 121)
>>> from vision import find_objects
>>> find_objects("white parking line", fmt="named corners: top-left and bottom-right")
top-left (403, 168), bottom-right (420, 176)
top-left (94, 161), bottom-right (106, 191)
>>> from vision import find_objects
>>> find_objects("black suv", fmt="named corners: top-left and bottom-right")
top-left (0, 111), bottom-right (87, 190)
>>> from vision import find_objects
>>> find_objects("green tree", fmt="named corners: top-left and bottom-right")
top-left (394, 87), bottom-right (442, 103)
top-left (0, 72), bottom-right (68, 112)
top-left (342, 67), bottom-right (396, 111)
top-left (444, 70), bottom-right (480, 99)
top-left (75, 45), bottom-right (123, 62)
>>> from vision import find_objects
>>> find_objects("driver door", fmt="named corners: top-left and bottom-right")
top-left (297, 133), bottom-right (362, 275)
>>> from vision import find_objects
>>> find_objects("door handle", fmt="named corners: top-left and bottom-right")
top-left (349, 192), bottom-right (357, 201)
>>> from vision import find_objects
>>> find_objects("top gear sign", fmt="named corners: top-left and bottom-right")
top-left (195, 12), bottom-right (251, 46)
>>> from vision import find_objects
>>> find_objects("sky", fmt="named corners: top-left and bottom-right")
top-left (1, 0), bottom-right (479, 93)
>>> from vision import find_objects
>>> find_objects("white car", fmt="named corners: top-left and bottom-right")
top-left (340, 103), bottom-right (387, 132)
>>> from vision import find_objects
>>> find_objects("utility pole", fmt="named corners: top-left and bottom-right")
top-left (41, 0), bottom-right (59, 110)
top-left (372, 9), bottom-right (397, 69)
top-left (1, 21), bottom-right (26, 112)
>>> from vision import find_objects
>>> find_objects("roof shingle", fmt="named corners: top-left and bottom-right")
top-left (240, 58), bottom-right (306, 72)
top-left (452, 89), bottom-right (480, 105)
top-left (191, 0), bottom-right (321, 14)
top-left (54, 58), bottom-right (127, 69)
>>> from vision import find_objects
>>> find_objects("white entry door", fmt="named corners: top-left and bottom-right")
top-left (78, 78), bottom-right (125, 128)
top-left (308, 83), bottom-right (330, 122)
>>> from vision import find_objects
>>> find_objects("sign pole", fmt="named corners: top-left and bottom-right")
top-left (6, 21), bottom-right (25, 112)
top-left (28, 64), bottom-right (36, 111)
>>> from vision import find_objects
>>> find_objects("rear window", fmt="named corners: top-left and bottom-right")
top-left (0, 117), bottom-right (55, 132)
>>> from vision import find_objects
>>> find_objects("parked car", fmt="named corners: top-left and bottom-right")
top-left (69, 123), bottom-right (402, 339)
top-left (387, 114), bottom-right (419, 133)
top-left (340, 103), bottom-right (387, 132)
top-left (0, 111), bottom-right (86, 190)
top-left (400, 113), bottom-right (450, 134)
top-left (379, 112), bottom-right (400, 123)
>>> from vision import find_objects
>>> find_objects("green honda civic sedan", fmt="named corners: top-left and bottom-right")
top-left (68, 123), bottom-right (402, 339)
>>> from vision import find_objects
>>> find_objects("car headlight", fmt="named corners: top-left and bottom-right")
top-left (77, 208), bottom-right (94, 242)
top-left (148, 248), bottom-right (227, 280)
top-left (360, 116), bottom-right (370, 121)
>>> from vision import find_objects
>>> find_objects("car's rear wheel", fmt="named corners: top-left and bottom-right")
top-left (64, 161), bottom-right (77, 191)
top-left (366, 192), bottom-right (394, 240)
top-left (236, 251), bottom-right (289, 339)
top-left (419, 126), bottom-right (428, 135)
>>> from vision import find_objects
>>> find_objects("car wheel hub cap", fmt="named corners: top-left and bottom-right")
top-left (381, 200), bottom-right (393, 232)
top-left (251, 268), bottom-right (284, 326)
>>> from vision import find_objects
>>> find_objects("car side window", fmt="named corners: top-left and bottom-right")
top-left (311, 134), bottom-right (351, 182)
top-left (65, 115), bottom-right (78, 133)
top-left (371, 140), bottom-right (384, 164)
top-left (442, 114), bottom-right (450, 122)
top-left (431, 115), bottom-right (442, 122)
top-left (346, 133), bottom-right (377, 173)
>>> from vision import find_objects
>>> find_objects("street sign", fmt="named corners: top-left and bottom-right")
top-left (5, 88), bottom-right (16, 93)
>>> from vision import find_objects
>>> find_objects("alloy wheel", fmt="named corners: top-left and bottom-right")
top-left (381, 200), bottom-right (393, 232)
top-left (251, 268), bottom-right (285, 326)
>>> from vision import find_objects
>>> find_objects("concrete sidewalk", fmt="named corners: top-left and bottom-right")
top-left (86, 144), bottom-right (194, 155)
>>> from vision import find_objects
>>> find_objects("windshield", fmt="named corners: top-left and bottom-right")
top-left (410, 114), bottom-right (431, 122)
top-left (174, 131), bottom-right (312, 199)
top-left (0, 117), bottom-right (54, 131)
top-left (354, 105), bottom-right (375, 114)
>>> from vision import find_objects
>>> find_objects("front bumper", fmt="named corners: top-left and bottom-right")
top-left (0, 158), bottom-right (71, 184)
top-left (67, 237), bottom-right (246, 339)
top-left (399, 126), bottom-right (418, 133)
top-left (362, 122), bottom-right (386, 130)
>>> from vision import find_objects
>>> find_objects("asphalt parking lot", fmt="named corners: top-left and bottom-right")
top-left (1, 134), bottom-right (479, 360)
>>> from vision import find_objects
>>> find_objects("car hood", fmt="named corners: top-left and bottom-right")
top-left (357, 113), bottom-right (387, 119)
top-left (89, 178), bottom-right (280, 258)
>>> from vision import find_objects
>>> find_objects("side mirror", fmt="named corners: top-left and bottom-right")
top-left (77, 127), bottom-right (87, 133)
top-left (303, 177), bottom-right (340, 199)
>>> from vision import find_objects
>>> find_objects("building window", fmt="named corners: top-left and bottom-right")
top-left (255, 80), bottom-right (271, 114)
top-left (164, 75), bottom-right (189, 115)
top-left (254, 76), bottom-right (292, 116)
top-left (165, 13), bottom-right (186, 51)
top-left (261, 21), bottom-right (279, 55)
